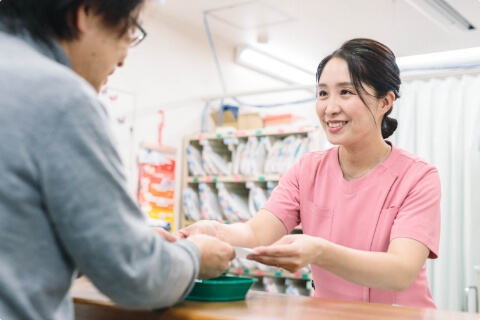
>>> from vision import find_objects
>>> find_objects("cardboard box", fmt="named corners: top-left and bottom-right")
top-left (210, 109), bottom-right (238, 129)
top-left (238, 113), bottom-right (263, 130)
top-left (264, 113), bottom-right (294, 126)
top-left (211, 107), bottom-right (263, 130)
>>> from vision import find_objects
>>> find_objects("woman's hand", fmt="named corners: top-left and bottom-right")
top-left (173, 220), bottom-right (219, 240)
top-left (152, 220), bottom-right (219, 243)
top-left (248, 234), bottom-right (327, 273)
top-left (172, 210), bottom-right (287, 249)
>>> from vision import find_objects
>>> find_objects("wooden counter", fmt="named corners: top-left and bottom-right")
top-left (73, 277), bottom-right (479, 320)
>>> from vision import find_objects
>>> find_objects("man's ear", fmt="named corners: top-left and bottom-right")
top-left (76, 5), bottom-right (90, 34)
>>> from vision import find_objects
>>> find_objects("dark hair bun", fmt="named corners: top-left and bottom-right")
top-left (382, 116), bottom-right (398, 139)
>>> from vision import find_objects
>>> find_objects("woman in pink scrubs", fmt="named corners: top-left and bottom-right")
top-left (177, 38), bottom-right (441, 308)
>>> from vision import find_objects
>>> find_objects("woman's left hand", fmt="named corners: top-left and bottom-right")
top-left (247, 234), bottom-right (327, 273)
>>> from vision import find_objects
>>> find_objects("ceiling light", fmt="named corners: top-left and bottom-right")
top-left (235, 47), bottom-right (315, 85)
top-left (404, 0), bottom-right (475, 31)
top-left (397, 47), bottom-right (480, 72)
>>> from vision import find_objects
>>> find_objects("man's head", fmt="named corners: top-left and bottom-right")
top-left (0, 0), bottom-right (147, 92)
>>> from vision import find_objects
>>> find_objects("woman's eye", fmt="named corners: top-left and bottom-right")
top-left (317, 90), bottom-right (327, 97)
top-left (340, 89), bottom-right (357, 95)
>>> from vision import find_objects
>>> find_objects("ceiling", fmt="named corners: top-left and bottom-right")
top-left (152, 0), bottom-right (480, 74)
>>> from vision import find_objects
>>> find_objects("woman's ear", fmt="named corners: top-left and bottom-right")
top-left (380, 91), bottom-right (395, 115)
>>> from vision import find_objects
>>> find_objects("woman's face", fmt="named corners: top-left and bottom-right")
top-left (315, 57), bottom-right (384, 148)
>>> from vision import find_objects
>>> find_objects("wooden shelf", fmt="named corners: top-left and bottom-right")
top-left (188, 125), bottom-right (322, 141)
top-left (186, 174), bottom-right (281, 183)
top-left (227, 267), bottom-right (311, 280)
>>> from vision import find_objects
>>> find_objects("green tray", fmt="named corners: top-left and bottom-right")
top-left (186, 275), bottom-right (257, 301)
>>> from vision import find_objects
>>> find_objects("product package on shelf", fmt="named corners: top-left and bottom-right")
top-left (285, 278), bottom-right (311, 296)
top-left (217, 182), bottom-right (251, 221)
top-left (238, 136), bottom-right (268, 176)
top-left (247, 185), bottom-right (268, 217)
top-left (202, 141), bottom-right (230, 176)
top-left (182, 186), bottom-right (201, 221)
top-left (198, 182), bottom-right (223, 220)
top-left (185, 145), bottom-right (205, 176)
top-left (229, 257), bottom-right (312, 296)
top-left (137, 145), bottom-right (177, 231)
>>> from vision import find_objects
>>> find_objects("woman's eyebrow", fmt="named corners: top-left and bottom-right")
top-left (318, 82), bottom-right (353, 88)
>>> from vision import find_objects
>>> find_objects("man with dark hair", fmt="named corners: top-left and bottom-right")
top-left (0, 1), bottom-right (235, 319)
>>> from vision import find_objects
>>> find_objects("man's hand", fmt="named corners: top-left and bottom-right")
top-left (152, 227), bottom-right (181, 242)
top-left (187, 234), bottom-right (235, 279)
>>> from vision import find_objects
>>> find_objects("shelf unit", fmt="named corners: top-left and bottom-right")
top-left (180, 125), bottom-right (327, 225)
top-left (227, 267), bottom-right (313, 296)
top-left (180, 125), bottom-right (328, 296)
top-left (228, 267), bottom-right (311, 281)
top-left (185, 174), bottom-right (281, 183)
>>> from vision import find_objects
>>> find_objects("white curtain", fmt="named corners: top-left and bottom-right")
top-left (390, 74), bottom-right (480, 311)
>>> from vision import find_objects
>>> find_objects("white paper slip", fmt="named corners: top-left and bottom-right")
top-left (234, 247), bottom-right (254, 259)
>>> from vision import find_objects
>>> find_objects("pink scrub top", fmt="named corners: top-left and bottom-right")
top-left (263, 142), bottom-right (441, 308)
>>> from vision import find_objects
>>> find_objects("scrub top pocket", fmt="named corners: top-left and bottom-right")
top-left (301, 200), bottom-right (333, 240)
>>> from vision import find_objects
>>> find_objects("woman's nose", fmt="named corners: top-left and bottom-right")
top-left (325, 96), bottom-right (340, 115)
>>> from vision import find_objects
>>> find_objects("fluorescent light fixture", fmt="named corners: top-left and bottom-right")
top-left (404, 0), bottom-right (475, 30)
top-left (397, 47), bottom-right (480, 72)
top-left (235, 46), bottom-right (315, 85)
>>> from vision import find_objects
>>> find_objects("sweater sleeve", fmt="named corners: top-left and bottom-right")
top-left (36, 87), bottom-right (199, 309)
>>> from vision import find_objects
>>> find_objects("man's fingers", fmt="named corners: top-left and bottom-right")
top-left (152, 227), bottom-right (178, 242)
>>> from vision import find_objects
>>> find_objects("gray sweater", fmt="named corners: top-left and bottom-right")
top-left (0, 28), bottom-right (199, 320)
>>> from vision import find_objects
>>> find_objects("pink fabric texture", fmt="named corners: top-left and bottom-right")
top-left (263, 142), bottom-right (441, 308)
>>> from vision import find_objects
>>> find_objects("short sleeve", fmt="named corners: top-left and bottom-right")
top-left (390, 167), bottom-right (441, 259)
top-left (262, 157), bottom-right (303, 232)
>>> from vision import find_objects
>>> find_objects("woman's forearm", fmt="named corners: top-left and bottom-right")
top-left (316, 238), bottom-right (429, 291)
top-left (215, 209), bottom-right (287, 248)
top-left (214, 221), bottom-right (257, 247)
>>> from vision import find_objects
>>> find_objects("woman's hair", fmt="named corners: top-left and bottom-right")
top-left (0, 0), bottom-right (145, 44)
top-left (316, 38), bottom-right (401, 139)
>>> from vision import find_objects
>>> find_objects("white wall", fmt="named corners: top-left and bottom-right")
top-left (106, 7), bottom-right (318, 227)
top-left (109, 7), bottom-right (297, 145)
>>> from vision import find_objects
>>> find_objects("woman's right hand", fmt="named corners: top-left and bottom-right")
top-left (174, 220), bottom-right (219, 240)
